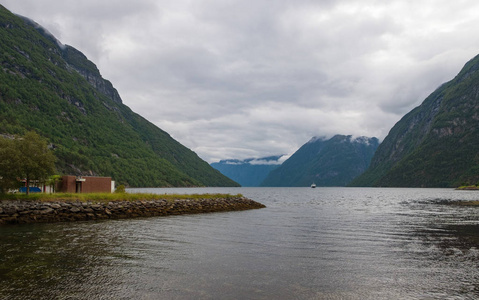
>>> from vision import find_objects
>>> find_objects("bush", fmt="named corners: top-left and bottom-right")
top-left (115, 184), bottom-right (126, 193)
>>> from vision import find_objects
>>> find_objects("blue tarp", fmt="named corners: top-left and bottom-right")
top-left (19, 187), bottom-right (42, 193)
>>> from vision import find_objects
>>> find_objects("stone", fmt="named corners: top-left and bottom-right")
top-left (4, 207), bottom-right (17, 214)
top-left (91, 204), bottom-right (102, 210)
top-left (40, 208), bottom-right (54, 214)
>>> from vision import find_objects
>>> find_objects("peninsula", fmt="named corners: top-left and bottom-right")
top-left (0, 193), bottom-right (266, 225)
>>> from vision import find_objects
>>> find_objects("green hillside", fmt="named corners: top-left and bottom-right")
top-left (350, 54), bottom-right (479, 187)
top-left (0, 5), bottom-right (238, 187)
top-left (261, 135), bottom-right (379, 187)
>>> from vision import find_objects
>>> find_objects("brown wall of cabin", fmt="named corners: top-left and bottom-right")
top-left (58, 176), bottom-right (112, 193)
top-left (82, 176), bottom-right (111, 193)
top-left (59, 176), bottom-right (77, 193)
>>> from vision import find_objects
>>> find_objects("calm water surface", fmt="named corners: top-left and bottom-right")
top-left (1, 188), bottom-right (479, 299)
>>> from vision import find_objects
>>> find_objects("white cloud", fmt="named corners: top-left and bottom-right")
top-left (2, 0), bottom-right (479, 162)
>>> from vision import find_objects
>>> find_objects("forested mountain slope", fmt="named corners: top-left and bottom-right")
top-left (350, 54), bottom-right (479, 187)
top-left (0, 5), bottom-right (238, 187)
top-left (261, 135), bottom-right (379, 187)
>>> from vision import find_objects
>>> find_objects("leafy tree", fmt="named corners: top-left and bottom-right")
top-left (0, 136), bottom-right (20, 193)
top-left (46, 174), bottom-right (62, 193)
top-left (0, 131), bottom-right (56, 194)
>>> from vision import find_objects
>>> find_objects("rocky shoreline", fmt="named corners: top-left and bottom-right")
top-left (0, 197), bottom-right (266, 225)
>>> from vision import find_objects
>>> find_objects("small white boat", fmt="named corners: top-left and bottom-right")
top-left (311, 183), bottom-right (316, 188)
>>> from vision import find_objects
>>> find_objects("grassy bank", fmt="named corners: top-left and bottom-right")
top-left (456, 186), bottom-right (479, 190)
top-left (450, 201), bottom-right (479, 206)
top-left (0, 192), bottom-right (244, 203)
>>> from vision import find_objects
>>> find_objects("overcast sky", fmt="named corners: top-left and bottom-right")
top-left (2, 0), bottom-right (479, 162)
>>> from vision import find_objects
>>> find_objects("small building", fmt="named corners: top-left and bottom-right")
top-left (58, 176), bottom-right (115, 193)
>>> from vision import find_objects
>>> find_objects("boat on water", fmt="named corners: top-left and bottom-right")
top-left (311, 183), bottom-right (316, 188)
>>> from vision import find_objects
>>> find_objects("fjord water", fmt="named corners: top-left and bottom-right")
top-left (1, 188), bottom-right (479, 299)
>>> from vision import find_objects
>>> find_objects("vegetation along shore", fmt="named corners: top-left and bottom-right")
top-left (455, 185), bottom-right (479, 190)
top-left (0, 193), bottom-right (266, 225)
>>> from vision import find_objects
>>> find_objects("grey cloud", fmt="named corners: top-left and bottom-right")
top-left (2, 0), bottom-right (479, 162)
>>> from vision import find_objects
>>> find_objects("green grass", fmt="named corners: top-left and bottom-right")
top-left (455, 185), bottom-right (479, 190)
top-left (0, 192), bottom-right (244, 203)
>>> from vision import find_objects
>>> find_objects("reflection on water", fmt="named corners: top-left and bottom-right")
top-left (0, 222), bottom-right (131, 299)
top-left (1, 188), bottom-right (479, 299)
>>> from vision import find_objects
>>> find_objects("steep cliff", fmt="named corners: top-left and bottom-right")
top-left (350, 54), bottom-right (479, 187)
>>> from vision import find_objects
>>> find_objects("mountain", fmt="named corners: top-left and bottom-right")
top-left (0, 5), bottom-right (239, 187)
top-left (261, 135), bottom-right (379, 187)
top-left (211, 155), bottom-right (283, 187)
top-left (350, 54), bottom-right (479, 188)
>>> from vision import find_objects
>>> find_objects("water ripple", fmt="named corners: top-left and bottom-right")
top-left (1, 187), bottom-right (479, 299)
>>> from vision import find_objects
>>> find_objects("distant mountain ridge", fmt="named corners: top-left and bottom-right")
top-left (350, 54), bottom-right (479, 187)
top-left (261, 135), bottom-right (379, 187)
top-left (0, 5), bottom-right (238, 187)
top-left (211, 155), bottom-right (283, 187)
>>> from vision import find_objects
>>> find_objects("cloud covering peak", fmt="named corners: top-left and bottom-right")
top-left (2, 0), bottom-right (479, 162)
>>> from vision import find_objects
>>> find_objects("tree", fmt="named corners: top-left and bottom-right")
top-left (0, 131), bottom-right (56, 194)
top-left (0, 136), bottom-right (20, 193)
top-left (46, 174), bottom-right (61, 193)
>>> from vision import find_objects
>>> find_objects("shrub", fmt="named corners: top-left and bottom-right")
top-left (115, 184), bottom-right (126, 193)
